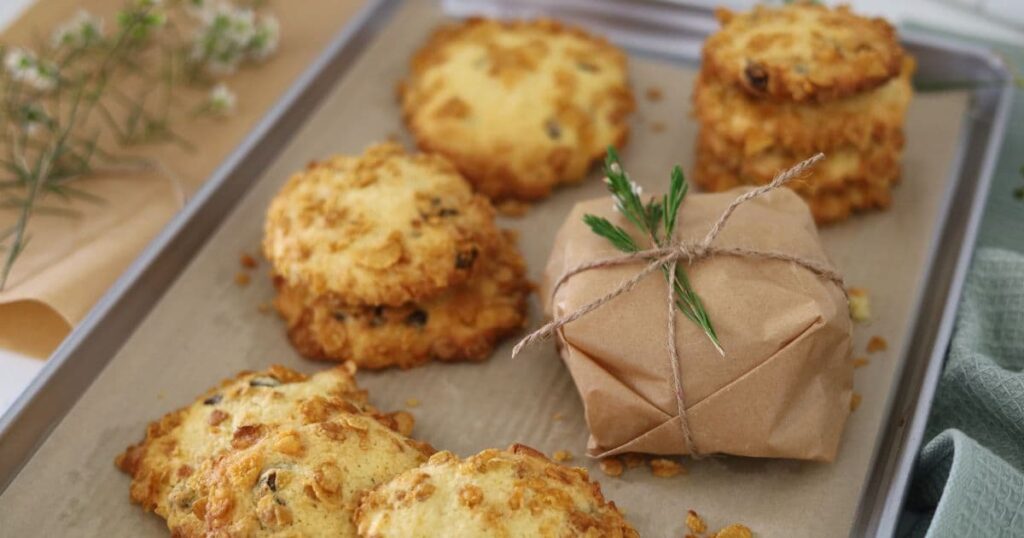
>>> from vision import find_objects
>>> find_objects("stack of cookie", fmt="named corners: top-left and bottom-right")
top-left (116, 364), bottom-right (433, 535)
top-left (263, 142), bottom-right (530, 369)
top-left (693, 2), bottom-right (913, 224)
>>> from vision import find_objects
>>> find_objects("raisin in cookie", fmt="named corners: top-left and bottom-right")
top-left (167, 416), bottom-right (434, 537)
top-left (273, 230), bottom-right (529, 369)
top-left (702, 2), bottom-right (904, 102)
top-left (355, 444), bottom-right (638, 538)
top-left (401, 18), bottom-right (634, 201)
top-left (115, 365), bottom-right (412, 518)
top-left (694, 57), bottom-right (914, 156)
top-left (263, 143), bottom-right (502, 307)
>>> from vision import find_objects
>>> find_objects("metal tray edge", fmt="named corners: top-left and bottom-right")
top-left (0, 0), bottom-right (399, 492)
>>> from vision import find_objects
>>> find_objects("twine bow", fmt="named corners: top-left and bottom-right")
top-left (512, 153), bottom-right (846, 457)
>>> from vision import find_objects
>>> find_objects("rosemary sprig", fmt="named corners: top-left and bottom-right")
top-left (583, 147), bottom-right (724, 355)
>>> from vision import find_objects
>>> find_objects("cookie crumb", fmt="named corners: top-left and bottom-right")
top-left (645, 86), bottom-right (663, 102)
top-left (405, 398), bottom-right (421, 408)
top-left (650, 121), bottom-right (666, 133)
top-left (850, 392), bottom-right (862, 412)
top-left (649, 458), bottom-right (685, 478)
top-left (599, 457), bottom-right (624, 477)
top-left (622, 453), bottom-right (645, 469)
top-left (848, 287), bottom-right (871, 322)
top-left (234, 272), bottom-right (251, 286)
top-left (552, 450), bottom-right (572, 463)
top-left (686, 510), bottom-right (707, 534)
top-left (551, 412), bottom-right (564, 422)
top-left (240, 253), bottom-right (258, 269)
top-left (714, 523), bottom-right (753, 538)
top-left (852, 357), bottom-right (869, 369)
top-left (867, 335), bottom-right (888, 353)
top-left (496, 199), bottom-right (530, 217)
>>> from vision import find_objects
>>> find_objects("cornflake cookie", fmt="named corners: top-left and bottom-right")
top-left (115, 364), bottom-right (412, 518)
top-left (702, 2), bottom-right (904, 102)
top-left (355, 444), bottom-right (638, 537)
top-left (166, 415), bottom-right (434, 537)
top-left (274, 230), bottom-right (529, 369)
top-left (693, 57), bottom-right (914, 156)
top-left (401, 18), bottom-right (635, 201)
top-left (695, 129), bottom-right (901, 223)
top-left (263, 142), bottom-right (501, 306)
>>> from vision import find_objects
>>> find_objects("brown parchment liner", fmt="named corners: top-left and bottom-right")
top-left (543, 188), bottom-right (853, 460)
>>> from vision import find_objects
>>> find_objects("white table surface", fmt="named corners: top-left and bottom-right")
top-left (0, 0), bottom-right (1021, 416)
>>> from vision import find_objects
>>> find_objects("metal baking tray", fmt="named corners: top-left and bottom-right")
top-left (0, 1), bottom-right (1013, 536)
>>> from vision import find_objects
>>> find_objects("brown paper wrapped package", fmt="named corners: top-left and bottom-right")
top-left (543, 187), bottom-right (852, 461)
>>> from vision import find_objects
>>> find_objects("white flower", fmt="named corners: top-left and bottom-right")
top-left (630, 181), bottom-right (643, 197)
top-left (191, 3), bottom-right (279, 74)
top-left (207, 82), bottom-right (236, 115)
top-left (248, 15), bottom-right (279, 61)
top-left (4, 48), bottom-right (56, 92)
top-left (51, 10), bottom-right (105, 49)
top-left (17, 104), bottom-right (49, 136)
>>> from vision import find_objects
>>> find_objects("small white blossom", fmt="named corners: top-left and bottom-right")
top-left (4, 48), bottom-right (57, 92)
top-left (207, 82), bottom-right (236, 115)
top-left (248, 15), bottom-right (279, 61)
top-left (190, 3), bottom-right (278, 75)
top-left (52, 10), bottom-right (105, 49)
top-left (630, 181), bottom-right (643, 197)
top-left (17, 104), bottom-right (49, 136)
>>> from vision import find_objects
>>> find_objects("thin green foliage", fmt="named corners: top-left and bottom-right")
top-left (583, 147), bottom-right (723, 355)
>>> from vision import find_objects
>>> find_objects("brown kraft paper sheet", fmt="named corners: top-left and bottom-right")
top-left (0, 0), bottom-right (366, 358)
top-left (544, 189), bottom-right (852, 460)
top-left (0, 2), bottom-right (971, 536)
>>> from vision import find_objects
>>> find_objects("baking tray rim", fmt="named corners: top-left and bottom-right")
top-left (0, 2), bottom-right (1014, 536)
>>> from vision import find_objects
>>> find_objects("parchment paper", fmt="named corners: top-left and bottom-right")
top-left (0, 0), bottom-right (366, 358)
top-left (0, 2), bottom-right (970, 536)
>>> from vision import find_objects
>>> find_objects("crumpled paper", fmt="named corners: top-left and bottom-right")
top-left (543, 187), bottom-right (852, 461)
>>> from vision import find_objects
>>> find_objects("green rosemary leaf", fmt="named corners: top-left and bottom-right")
top-left (583, 214), bottom-right (639, 253)
top-left (586, 147), bottom-right (722, 354)
top-left (663, 166), bottom-right (687, 239)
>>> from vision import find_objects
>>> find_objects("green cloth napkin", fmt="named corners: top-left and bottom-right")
top-left (899, 248), bottom-right (1024, 537)
top-left (895, 23), bottom-right (1024, 537)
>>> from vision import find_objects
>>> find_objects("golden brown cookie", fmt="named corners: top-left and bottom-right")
top-left (702, 2), bottom-right (904, 102)
top-left (694, 131), bottom-right (902, 224)
top-left (694, 57), bottom-right (914, 155)
top-left (401, 18), bottom-right (634, 201)
top-left (273, 230), bottom-right (529, 369)
top-left (263, 143), bottom-right (502, 307)
top-left (355, 444), bottom-right (638, 538)
top-left (166, 416), bottom-right (434, 537)
top-left (115, 365), bottom-right (412, 518)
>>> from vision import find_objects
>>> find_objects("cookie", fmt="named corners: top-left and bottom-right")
top-left (274, 230), bottom-right (529, 369)
top-left (694, 57), bottom-right (914, 155)
top-left (355, 444), bottom-right (638, 537)
top-left (702, 2), bottom-right (904, 102)
top-left (694, 133), bottom-right (902, 224)
top-left (115, 365), bottom-right (412, 518)
top-left (166, 416), bottom-right (434, 537)
top-left (263, 142), bottom-right (502, 307)
top-left (401, 18), bottom-right (634, 201)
